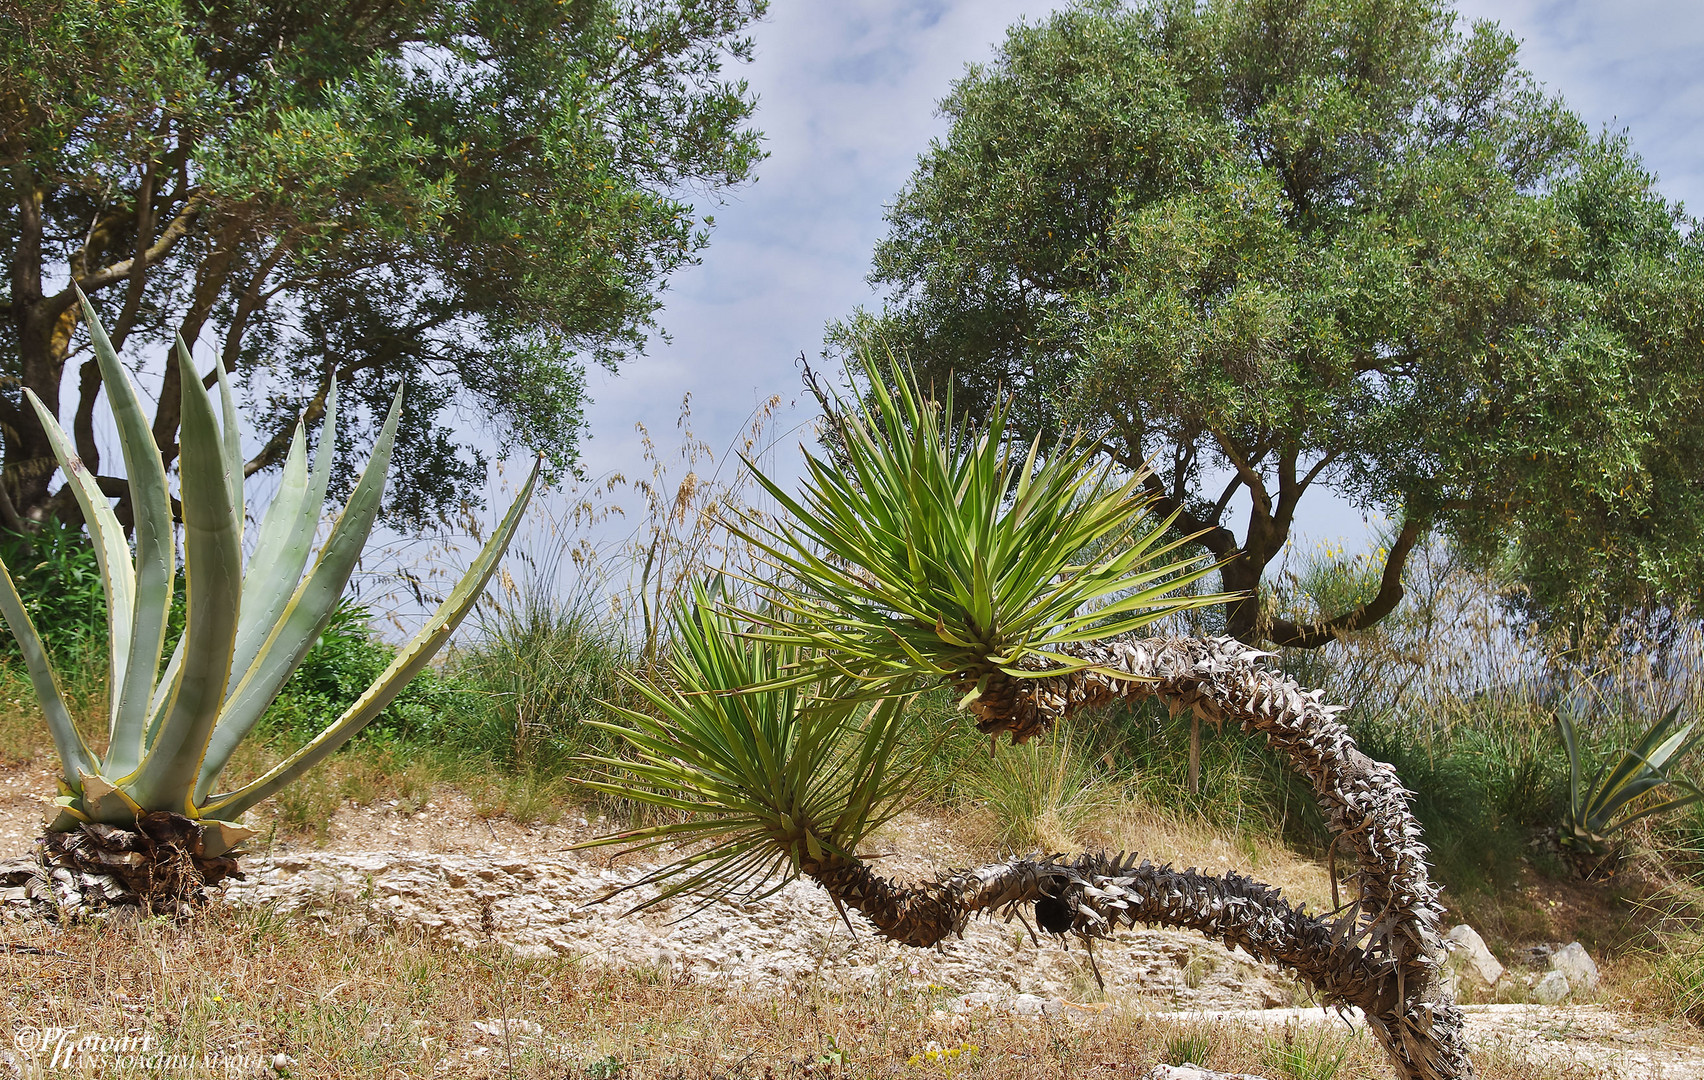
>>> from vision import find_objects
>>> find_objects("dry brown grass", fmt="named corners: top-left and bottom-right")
top-left (0, 672), bottom-right (95, 768)
top-left (1087, 804), bottom-right (1339, 915)
top-left (950, 794), bottom-right (1338, 920)
top-left (0, 903), bottom-right (1613, 1080)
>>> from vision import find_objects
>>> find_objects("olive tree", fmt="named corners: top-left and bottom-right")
top-left (837, 0), bottom-right (1704, 642)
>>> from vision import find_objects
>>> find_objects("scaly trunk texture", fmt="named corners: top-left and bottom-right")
top-left (802, 636), bottom-right (1472, 1080)
top-left (1, 812), bottom-right (242, 916)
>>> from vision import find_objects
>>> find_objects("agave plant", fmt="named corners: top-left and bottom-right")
top-left (591, 353), bottom-right (1475, 1080)
top-left (1558, 705), bottom-right (1704, 858)
top-left (0, 293), bottom-right (536, 908)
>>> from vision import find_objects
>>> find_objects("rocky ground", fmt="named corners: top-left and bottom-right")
top-left (4, 760), bottom-right (1704, 1077)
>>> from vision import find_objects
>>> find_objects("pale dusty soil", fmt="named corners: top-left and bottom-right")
top-left (4, 759), bottom-right (1704, 1077)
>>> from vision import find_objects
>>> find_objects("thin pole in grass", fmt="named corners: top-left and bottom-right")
top-left (469, 903), bottom-right (519, 1079)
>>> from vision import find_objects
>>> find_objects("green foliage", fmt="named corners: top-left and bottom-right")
top-left (839, 0), bottom-right (1704, 641)
top-left (0, 295), bottom-right (536, 837)
top-left (258, 602), bottom-right (454, 749)
top-left (577, 583), bottom-right (936, 907)
top-left (735, 349), bottom-right (1224, 699)
top-left (1163, 1025), bottom-right (1219, 1068)
top-left (1350, 721), bottom-right (1548, 893)
top-left (1650, 923), bottom-right (1704, 1025)
top-left (0, 520), bottom-right (107, 672)
top-left (1, 0), bottom-right (764, 524)
top-left (1558, 705), bottom-right (1704, 856)
top-left (443, 591), bottom-right (635, 773)
top-left (1261, 1025), bottom-right (1357, 1080)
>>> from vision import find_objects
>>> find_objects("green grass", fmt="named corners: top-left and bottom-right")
top-left (1260, 1024), bottom-right (1362, 1080)
top-left (438, 589), bottom-right (636, 774)
top-left (1349, 716), bottom-right (1561, 893)
top-left (959, 728), bottom-right (1120, 851)
top-left (1163, 1024), bottom-right (1221, 1067)
top-left (1650, 925), bottom-right (1704, 1024)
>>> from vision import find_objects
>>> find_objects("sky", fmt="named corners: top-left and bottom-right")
top-left (485, 0), bottom-right (1704, 601)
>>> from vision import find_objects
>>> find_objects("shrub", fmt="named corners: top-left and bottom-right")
top-left (0, 519), bottom-right (107, 673)
top-left (258, 601), bottom-right (458, 749)
top-left (443, 592), bottom-right (633, 772)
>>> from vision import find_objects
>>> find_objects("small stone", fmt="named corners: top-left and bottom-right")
top-left (1443, 924), bottom-right (1504, 995)
top-left (1012, 993), bottom-right (1050, 1015)
top-left (1513, 943), bottom-right (1554, 970)
top-left (1548, 942), bottom-right (1599, 993)
top-left (1143, 1066), bottom-right (1270, 1080)
top-left (1531, 969), bottom-right (1571, 1005)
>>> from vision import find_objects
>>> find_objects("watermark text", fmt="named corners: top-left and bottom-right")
top-left (12, 1025), bottom-right (268, 1073)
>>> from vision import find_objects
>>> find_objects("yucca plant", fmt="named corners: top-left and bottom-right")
top-left (736, 352), bottom-right (1225, 735)
top-left (577, 581), bottom-right (934, 913)
top-left (592, 353), bottom-right (1475, 1080)
top-left (0, 293), bottom-right (536, 909)
top-left (1558, 705), bottom-right (1704, 860)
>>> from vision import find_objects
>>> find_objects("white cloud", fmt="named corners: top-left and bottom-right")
top-left (576, 1), bottom-right (1068, 480)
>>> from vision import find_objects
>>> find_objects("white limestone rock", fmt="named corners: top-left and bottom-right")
top-left (1444, 924), bottom-right (1504, 995)
top-left (1549, 942), bottom-right (1599, 993)
top-left (1532, 969), bottom-right (1572, 1005)
top-left (1144, 1066), bottom-right (1270, 1080)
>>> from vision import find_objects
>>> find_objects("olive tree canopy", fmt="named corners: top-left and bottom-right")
top-left (837, 0), bottom-right (1704, 642)
top-left (2, 0), bottom-right (765, 526)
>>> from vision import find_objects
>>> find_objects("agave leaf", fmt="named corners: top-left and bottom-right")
top-left (212, 348), bottom-right (244, 528)
top-left (1602, 782), bottom-right (1704, 836)
top-left (22, 389), bottom-right (135, 740)
top-left (75, 292), bottom-right (176, 775)
top-left (1558, 711), bottom-right (1584, 825)
top-left (204, 457), bottom-right (541, 819)
top-left (228, 425), bottom-right (308, 673)
top-left (143, 634), bottom-right (187, 752)
top-left (124, 342), bottom-right (243, 812)
top-left (1586, 707), bottom-right (1685, 821)
top-left (45, 797), bottom-right (89, 831)
top-left (225, 381), bottom-right (340, 703)
top-left (1586, 710), bottom-right (1689, 821)
top-left (0, 557), bottom-right (94, 782)
top-left (199, 819), bottom-right (258, 858)
top-left (79, 770), bottom-right (144, 825)
top-left (195, 384), bottom-right (393, 801)
top-left (1561, 706), bottom-right (1704, 849)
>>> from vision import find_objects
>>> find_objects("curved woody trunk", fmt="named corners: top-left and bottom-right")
top-left (800, 636), bottom-right (1474, 1080)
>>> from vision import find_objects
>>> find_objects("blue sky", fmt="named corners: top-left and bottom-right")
top-left (534, 0), bottom-right (1703, 582)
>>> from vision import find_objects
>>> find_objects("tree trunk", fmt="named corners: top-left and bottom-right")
top-left (1219, 552), bottom-right (1267, 643)
top-left (801, 636), bottom-right (1472, 1080)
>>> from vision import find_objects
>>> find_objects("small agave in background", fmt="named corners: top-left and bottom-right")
top-left (0, 292), bottom-right (536, 911)
top-left (1558, 704), bottom-right (1704, 872)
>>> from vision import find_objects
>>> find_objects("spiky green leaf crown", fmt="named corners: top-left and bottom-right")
top-left (731, 350), bottom-right (1229, 699)
top-left (577, 581), bottom-right (933, 909)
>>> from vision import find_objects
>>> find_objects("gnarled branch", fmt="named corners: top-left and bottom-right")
top-left (801, 636), bottom-right (1472, 1080)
